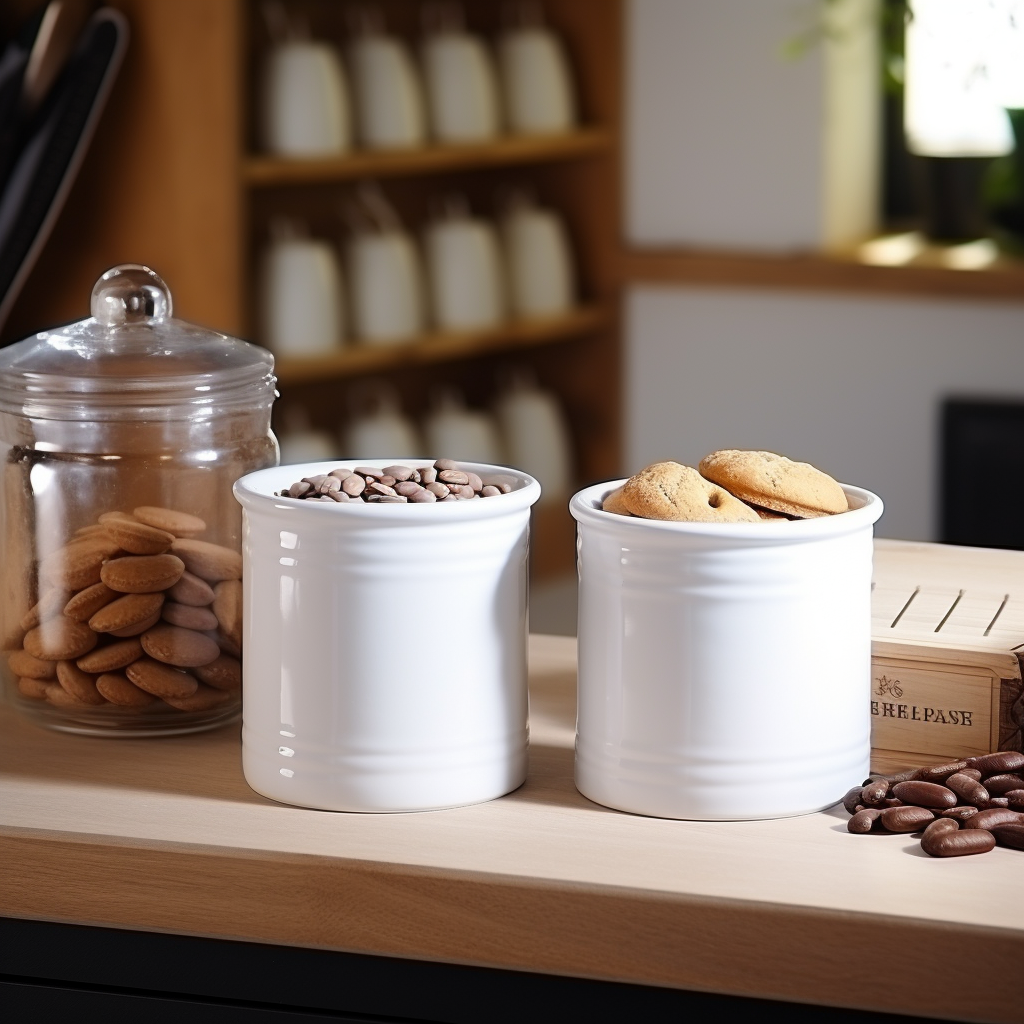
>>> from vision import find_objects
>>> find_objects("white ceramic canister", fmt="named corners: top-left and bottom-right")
top-left (571, 482), bottom-right (883, 820)
top-left (234, 460), bottom-right (541, 812)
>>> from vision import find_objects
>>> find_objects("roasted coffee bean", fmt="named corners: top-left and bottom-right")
top-left (847, 808), bottom-right (882, 833)
top-left (379, 475), bottom-right (396, 486)
top-left (481, 485), bottom-right (501, 497)
top-left (891, 781), bottom-right (957, 809)
top-left (328, 467), bottom-right (352, 481)
top-left (317, 476), bottom-right (342, 495)
top-left (945, 772), bottom-right (990, 807)
top-left (425, 480), bottom-right (450, 498)
top-left (354, 466), bottom-right (384, 479)
top-left (394, 480), bottom-right (422, 497)
top-left (300, 474), bottom-right (327, 488)
top-left (842, 786), bottom-right (864, 815)
top-left (912, 760), bottom-right (969, 783)
top-left (922, 828), bottom-right (996, 858)
top-left (859, 778), bottom-right (891, 806)
top-left (434, 458), bottom-right (459, 471)
top-left (383, 465), bottom-right (414, 481)
top-left (1007, 790), bottom-right (1024, 811)
top-left (419, 467), bottom-right (437, 484)
top-left (980, 798), bottom-right (1009, 809)
top-left (438, 469), bottom-right (470, 485)
top-left (367, 494), bottom-right (408, 503)
top-left (967, 751), bottom-right (1024, 775)
top-left (367, 481), bottom-right (397, 497)
top-left (880, 805), bottom-right (934, 832)
top-left (920, 817), bottom-right (960, 853)
top-left (983, 774), bottom-right (1024, 796)
top-left (960, 768), bottom-right (983, 781)
top-left (940, 806), bottom-right (981, 822)
top-left (328, 490), bottom-right (351, 502)
top-left (963, 808), bottom-right (1024, 830)
top-left (342, 474), bottom-right (366, 496)
top-left (409, 488), bottom-right (436, 503)
top-left (990, 824), bottom-right (1024, 850)
top-left (289, 481), bottom-right (311, 498)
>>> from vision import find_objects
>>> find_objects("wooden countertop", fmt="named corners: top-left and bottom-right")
top-left (1, 635), bottom-right (1021, 1024)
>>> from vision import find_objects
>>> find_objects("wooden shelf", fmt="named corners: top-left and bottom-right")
top-left (243, 129), bottom-right (614, 187)
top-left (272, 305), bottom-right (608, 385)
top-left (621, 243), bottom-right (1024, 302)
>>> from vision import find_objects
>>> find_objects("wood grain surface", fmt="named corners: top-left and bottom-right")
top-left (2, 634), bottom-right (1022, 1023)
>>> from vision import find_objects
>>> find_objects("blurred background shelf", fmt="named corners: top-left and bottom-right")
top-left (621, 241), bottom-right (1024, 302)
top-left (273, 305), bottom-right (609, 385)
top-left (244, 129), bottom-right (614, 186)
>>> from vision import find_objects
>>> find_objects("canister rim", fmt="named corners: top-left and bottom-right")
top-left (234, 459), bottom-right (542, 520)
top-left (571, 480), bottom-right (883, 538)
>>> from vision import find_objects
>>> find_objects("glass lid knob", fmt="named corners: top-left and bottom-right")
top-left (90, 264), bottom-right (173, 326)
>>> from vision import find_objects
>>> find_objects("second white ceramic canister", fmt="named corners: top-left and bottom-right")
top-left (234, 460), bottom-right (541, 812)
top-left (571, 482), bottom-right (883, 820)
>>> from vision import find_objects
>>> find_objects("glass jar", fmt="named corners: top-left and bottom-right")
top-left (0, 265), bottom-right (278, 736)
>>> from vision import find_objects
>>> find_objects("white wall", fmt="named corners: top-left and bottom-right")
top-left (626, 286), bottom-right (1024, 541)
top-left (627, 0), bottom-right (878, 251)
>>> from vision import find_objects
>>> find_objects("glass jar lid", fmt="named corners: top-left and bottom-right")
top-left (0, 265), bottom-right (276, 418)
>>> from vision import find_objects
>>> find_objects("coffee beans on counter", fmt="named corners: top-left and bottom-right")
top-left (9, 506), bottom-right (242, 715)
top-left (843, 752), bottom-right (1024, 858)
top-left (278, 460), bottom-right (514, 504)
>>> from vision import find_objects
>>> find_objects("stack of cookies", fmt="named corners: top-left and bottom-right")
top-left (603, 450), bottom-right (848, 523)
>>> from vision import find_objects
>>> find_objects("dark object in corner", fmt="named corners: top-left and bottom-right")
top-left (942, 399), bottom-right (1024, 550)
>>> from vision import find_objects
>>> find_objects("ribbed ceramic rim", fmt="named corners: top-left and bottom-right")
top-left (234, 459), bottom-right (542, 521)
top-left (571, 480), bottom-right (883, 538)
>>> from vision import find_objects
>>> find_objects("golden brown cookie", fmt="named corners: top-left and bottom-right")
top-left (619, 462), bottom-right (761, 523)
top-left (601, 486), bottom-right (633, 516)
top-left (698, 450), bottom-right (847, 519)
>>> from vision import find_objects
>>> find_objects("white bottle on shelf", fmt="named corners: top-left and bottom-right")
top-left (424, 387), bottom-right (505, 464)
top-left (260, 220), bottom-right (345, 356)
top-left (346, 184), bottom-right (427, 345)
top-left (502, 192), bottom-right (576, 318)
top-left (348, 10), bottom-right (427, 149)
top-left (260, 4), bottom-right (351, 155)
top-left (344, 388), bottom-right (422, 457)
top-left (497, 8), bottom-right (577, 135)
top-left (424, 197), bottom-right (506, 331)
top-left (495, 371), bottom-right (572, 503)
top-left (421, 6), bottom-right (501, 143)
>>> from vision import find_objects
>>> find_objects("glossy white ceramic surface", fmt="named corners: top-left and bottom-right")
top-left (234, 461), bottom-right (540, 812)
top-left (571, 482), bottom-right (883, 820)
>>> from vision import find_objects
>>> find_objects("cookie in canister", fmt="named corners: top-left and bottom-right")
top-left (698, 450), bottom-right (847, 519)
top-left (619, 462), bottom-right (760, 524)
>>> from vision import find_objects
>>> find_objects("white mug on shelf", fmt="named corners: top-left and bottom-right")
top-left (344, 388), bottom-right (422, 457)
top-left (346, 184), bottom-right (427, 345)
top-left (424, 201), bottom-right (506, 331)
top-left (497, 21), bottom-right (577, 135)
top-left (261, 223), bottom-right (345, 356)
top-left (424, 388), bottom-right (505, 464)
top-left (261, 41), bottom-right (352, 156)
top-left (349, 23), bottom-right (427, 150)
top-left (421, 26), bottom-right (501, 143)
top-left (502, 196), bottom-right (575, 317)
top-left (495, 371), bottom-right (572, 502)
